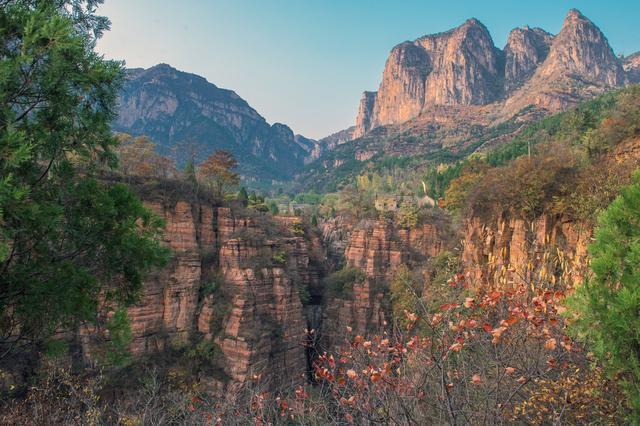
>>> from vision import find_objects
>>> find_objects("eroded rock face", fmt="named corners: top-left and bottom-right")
top-left (357, 19), bottom-right (502, 136)
top-left (216, 211), bottom-right (320, 385)
top-left (353, 92), bottom-right (378, 139)
top-left (623, 53), bottom-right (640, 83)
top-left (323, 219), bottom-right (446, 343)
top-left (354, 9), bottom-right (633, 138)
top-left (80, 202), bottom-right (319, 388)
top-left (536, 10), bottom-right (624, 87)
top-left (504, 27), bottom-right (553, 92)
top-left (462, 212), bottom-right (591, 290)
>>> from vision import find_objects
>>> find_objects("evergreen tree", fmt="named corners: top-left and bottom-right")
top-left (0, 0), bottom-right (168, 357)
top-left (568, 170), bottom-right (640, 417)
top-left (237, 186), bottom-right (249, 207)
top-left (183, 158), bottom-right (197, 184)
top-left (268, 201), bottom-right (279, 216)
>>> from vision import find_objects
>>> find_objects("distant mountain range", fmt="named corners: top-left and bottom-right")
top-left (353, 9), bottom-right (639, 138)
top-left (113, 9), bottom-right (639, 187)
top-left (113, 64), bottom-right (324, 182)
top-left (294, 9), bottom-right (640, 191)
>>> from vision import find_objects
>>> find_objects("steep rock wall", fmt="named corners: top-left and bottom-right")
top-left (80, 202), bottom-right (319, 388)
top-left (323, 220), bottom-right (446, 343)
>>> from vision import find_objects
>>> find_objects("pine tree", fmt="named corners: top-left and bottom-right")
top-left (237, 186), bottom-right (249, 207)
top-left (0, 0), bottom-right (168, 358)
top-left (568, 170), bottom-right (640, 417)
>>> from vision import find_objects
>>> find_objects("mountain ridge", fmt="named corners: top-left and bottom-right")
top-left (114, 63), bottom-right (321, 183)
top-left (352, 9), bottom-right (634, 139)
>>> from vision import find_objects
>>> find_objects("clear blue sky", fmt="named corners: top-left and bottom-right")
top-left (96, 0), bottom-right (640, 139)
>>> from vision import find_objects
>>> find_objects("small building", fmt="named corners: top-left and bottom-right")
top-left (374, 195), bottom-right (401, 212)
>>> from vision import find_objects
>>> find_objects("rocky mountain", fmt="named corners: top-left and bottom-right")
top-left (354, 9), bottom-right (633, 137)
top-left (113, 64), bottom-right (320, 182)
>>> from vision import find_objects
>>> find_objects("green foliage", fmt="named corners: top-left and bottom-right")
top-left (567, 171), bottom-right (640, 417)
top-left (290, 221), bottom-right (305, 236)
top-left (422, 162), bottom-right (464, 200)
top-left (324, 267), bottom-right (365, 299)
top-left (105, 308), bottom-right (133, 367)
top-left (427, 251), bottom-right (462, 289)
top-left (183, 159), bottom-right (197, 183)
top-left (200, 280), bottom-right (219, 297)
top-left (44, 340), bottom-right (69, 359)
top-left (0, 1), bottom-right (168, 356)
top-left (396, 202), bottom-right (420, 229)
top-left (237, 186), bottom-right (249, 207)
top-left (272, 250), bottom-right (287, 265)
top-left (268, 201), bottom-right (279, 215)
top-left (293, 192), bottom-right (323, 205)
top-left (186, 339), bottom-right (219, 361)
top-left (295, 281), bottom-right (311, 305)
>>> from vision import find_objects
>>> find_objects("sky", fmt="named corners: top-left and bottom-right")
top-left (96, 0), bottom-right (640, 139)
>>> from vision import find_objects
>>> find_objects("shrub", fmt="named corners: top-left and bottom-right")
top-left (324, 267), bottom-right (365, 299)
top-left (105, 308), bottom-right (133, 367)
top-left (396, 202), bottom-right (420, 229)
top-left (272, 250), bottom-right (288, 265)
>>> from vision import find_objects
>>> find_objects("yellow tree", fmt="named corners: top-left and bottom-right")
top-left (198, 150), bottom-right (240, 198)
top-left (117, 134), bottom-right (176, 178)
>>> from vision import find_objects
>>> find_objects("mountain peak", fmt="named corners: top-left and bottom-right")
top-left (114, 65), bottom-right (319, 181)
top-left (463, 17), bottom-right (483, 27)
top-left (538, 8), bottom-right (625, 86)
top-left (565, 8), bottom-right (586, 21)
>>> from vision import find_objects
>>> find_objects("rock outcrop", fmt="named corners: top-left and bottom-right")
top-left (354, 9), bottom-right (634, 137)
top-left (462, 213), bottom-right (591, 291)
top-left (323, 219), bottom-right (446, 342)
top-left (80, 195), bottom-right (322, 389)
top-left (357, 19), bottom-right (502, 136)
top-left (504, 27), bottom-right (553, 92)
top-left (114, 64), bottom-right (319, 181)
top-left (353, 92), bottom-right (377, 139)
top-left (623, 52), bottom-right (640, 83)
top-left (505, 9), bottom-right (626, 113)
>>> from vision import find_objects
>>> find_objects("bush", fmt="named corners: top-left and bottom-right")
top-left (324, 267), bottom-right (365, 299)
top-left (396, 202), bottom-right (420, 229)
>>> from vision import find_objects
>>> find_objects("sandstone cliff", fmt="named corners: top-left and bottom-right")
top-left (461, 213), bottom-right (591, 291)
top-left (323, 219), bottom-right (446, 344)
top-left (80, 194), bottom-right (322, 389)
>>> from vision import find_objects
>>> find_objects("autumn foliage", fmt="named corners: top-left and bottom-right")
top-left (313, 274), bottom-right (628, 424)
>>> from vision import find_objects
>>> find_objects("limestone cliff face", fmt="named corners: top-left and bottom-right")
top-left (623, 53), bottom-right (640, 83)
top-left (505, 9), bottom-right (626, 113)
top-left (80, 200), bottom-right (320, 388)
top-left (504, 27), bottom-right (553, 92)
top-left (353, 92), bottom-right (378, 139)
top-left (354, 9), bottom-right (634, 138)
top-left (357, 19), bottom-right (502, 136)
top-left (536, 10), bottom-right (624, 87)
